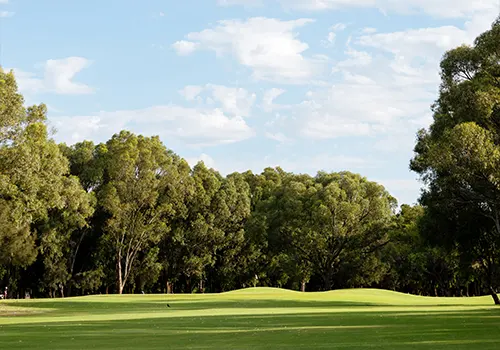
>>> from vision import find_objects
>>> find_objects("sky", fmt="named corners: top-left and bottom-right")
top-left (0, 0), bottom-right (499, 206)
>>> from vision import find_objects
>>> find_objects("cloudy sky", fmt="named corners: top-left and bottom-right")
top-left (1, 0), bottom-right (498, 205)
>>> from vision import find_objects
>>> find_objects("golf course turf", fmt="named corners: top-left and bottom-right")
top-left (0, 288), bottom-right (499, 349)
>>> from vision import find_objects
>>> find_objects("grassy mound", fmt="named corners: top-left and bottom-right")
top-left (223, 287), bottom-right (491, 305)
top-left (222, 286), bottom-right (299, 295)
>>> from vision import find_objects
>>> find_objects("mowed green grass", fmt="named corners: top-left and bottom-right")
top-left (1, 288), bottom-right (499, 349)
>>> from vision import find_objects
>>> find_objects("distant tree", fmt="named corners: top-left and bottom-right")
top-left (308, 172), bottom-right (396, 290)
top-left (163, 162), bottom-right (225, 292)
top-left (259, 171), bottom-right (395, 291)
top-left (98, 131), bottom-right (177, 294)
top-left (381, 205), bottom-right (465, 296)
top-left (60, 140), bottom-right (110, 295)
top-left (37, 176), bottom-right (94, 297)
top-left (207, 172), bottom-right (252, 291)
top-left (60, 140), bottom-right (107, 192)
top-left (243, 168), bottom-right (300, 289)
top-left (381, 205), bottom-right (425, 292)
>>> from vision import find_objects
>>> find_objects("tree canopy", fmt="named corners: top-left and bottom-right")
top-left (411, 18), bottom-right (500, 304)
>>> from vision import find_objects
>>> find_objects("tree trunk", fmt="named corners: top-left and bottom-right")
top-left (323, 270), bottom-right (333, 291)
top-left (301, 281), bottom-right (306, 292)
top-left (117, 254), bottom-right (124, 294)
top-left (489, 286), bottom-right (500, 305)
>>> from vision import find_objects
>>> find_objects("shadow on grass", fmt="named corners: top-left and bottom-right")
top-left (1, 309), bottom-right (500, 350)
top-left (9, 297), bottom-right (498, 321)
top-left (8, 299), bottom-right (383, 315)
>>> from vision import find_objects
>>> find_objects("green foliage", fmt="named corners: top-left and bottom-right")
top-left (72, 268), bottom-right (105, 294)
top-left (0, 68), bottom-right (25, 144)
top-left (97, 131), bottom-right (177, 294)
top-left (249, 171), bottom-right (395, 291)
top-left (0, 69), bottom-right (93, 288)
top-left (411, 18), bottom-right (500, 302)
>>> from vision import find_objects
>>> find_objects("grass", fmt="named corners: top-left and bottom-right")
top-left (0, 287), bottom-right (499, 349)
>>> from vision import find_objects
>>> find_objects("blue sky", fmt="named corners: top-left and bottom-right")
top-left (1, 0), bottom-right (498, 205)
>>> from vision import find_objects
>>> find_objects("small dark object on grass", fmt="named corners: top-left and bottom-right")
top-left (167, 304), bottom-right (170, 307)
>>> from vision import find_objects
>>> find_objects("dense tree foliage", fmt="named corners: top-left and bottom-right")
top-left (0, 69), bottom-right (94, 297)
top-left (411, 18), bottom-right (500, 304)
top-left (1, 19), bottom-right (499, 303)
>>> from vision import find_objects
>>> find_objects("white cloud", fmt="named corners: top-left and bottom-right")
top-left (276, 0), bottom-right (498, 18)
top-left (46, 104), bottom-right (63, 114)
top-left (263, 112), bottom-right (295, 143)
top-left (280, 154), bottom-right (381, 173)
top-left (279, 0), bottom-right (375, 11)
top-left (50, 105), bottom-right (255, 147)
top-left (217, 0), bottom-right (263, 6)
top-left (325, 32), bottom-right (337, 45)
top-left (0, 11), bottom-right (13, 17)
top-left (358, 26), bottom-right (469, 57)
top-left (173, 17), bottom-right (325, 84)
top-left (10, 69), bottom-right (45, 93)
top-left (333, 47), bottom-right (372, 71)
top-left (331, 23), bottom-right (347, 31)
top-left (179, 84), bottom-right (256, 116)
top-left (219, 0), bottom-right (498, 20)
top-left (302, 117), bottom-right (372, 139)
top-left (52, 116), bottom-right (101, 143)
top-left (361, 27), bottom-right (377, 34)
top-left (179, 85), bottom-right (204, 101)
top-left (322, 23), bottom-right (347, 47)
top-left (185, 153), bottom-right (216, 169)
top-left (382, 0), bottom-right (498, 19)
top-left (264, 113), bottom-right (289, 128)
top-left (11, 57), bottom-right (94, 95)
top-left (265, 131), bottom-right (290, 143)
top-left (297, 78), bottom-right (430, 139)
top-left (207, 84), bottom-right (256, 117)
top-left (375, 179), bottom-right (423, 205)
top-left (172, 40), bottom-right (198, 56)
top-left (44, 57), bottom-right (94, 94)
top-left (295, 9), bottom-right (498, 143)
top-left (262, 88), bottom-right (286, 112)
top-left (342, 71), bottom-right (375, 85)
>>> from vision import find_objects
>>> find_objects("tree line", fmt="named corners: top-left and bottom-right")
top-left (0, 19), bottom-right (499, 303)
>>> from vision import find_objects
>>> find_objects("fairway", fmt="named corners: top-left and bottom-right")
top-left (0, 288), bottom-right (499, 349)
